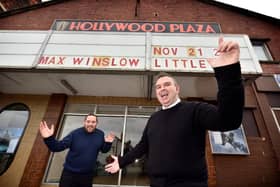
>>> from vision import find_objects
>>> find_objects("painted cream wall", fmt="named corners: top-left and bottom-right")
top-left (0, 94), bottom-right (50, 187)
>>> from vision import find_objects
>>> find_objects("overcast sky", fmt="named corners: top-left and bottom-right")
top-left (215, 0), bottom-right (279, 19)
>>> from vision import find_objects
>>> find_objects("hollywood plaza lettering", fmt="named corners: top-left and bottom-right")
top-left (38, 56), bottom-right (144, 69)
top-left (67, 21), bottom-right (217, 33)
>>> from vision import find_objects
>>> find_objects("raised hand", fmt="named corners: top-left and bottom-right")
top-left (208, 36), bottom-right (240, 68)
top-left (105, 132), bottom-right (115, 143)
top-left (39, 121), bottom-right (54, 138)
top-left (105, 155), bottom-right (120, 173)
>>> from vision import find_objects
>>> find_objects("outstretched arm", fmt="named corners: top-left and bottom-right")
top-left (197, 36), bottom-right (244, 131)
top-left (207, 36), bottom-right (240, 68)
top-left (105, 125), bottom-right (149, 173)
top-left (39, 121), bottom-right (54, 138)
top-left (105, 155), bottom-right (120, 174)
top-left (105, 132), bottom-right (115, 143)
top-left (101, 132), bottom-right (115, 153)
top-left (39, 121), bottom-right (71, 152)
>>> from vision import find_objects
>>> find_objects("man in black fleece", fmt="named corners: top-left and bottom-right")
top-left (105, 37), bottom-right (244, 187)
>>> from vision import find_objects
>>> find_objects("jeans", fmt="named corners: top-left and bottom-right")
top-left (149, 176), bottom-right (208, 187)
top-left (59, 169), bottom-right (93, 187)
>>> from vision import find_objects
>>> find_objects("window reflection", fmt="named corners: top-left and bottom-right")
top-left (120, 117), bottom-right (149, 186)
top-left (0, 103), bottom-right (29, 175)
top-left (251, 40), bottom-right (273, 61)
top-left (93, 116), bottom-right (124, 185)
top-left (0, 0), bottom-right (53, 14)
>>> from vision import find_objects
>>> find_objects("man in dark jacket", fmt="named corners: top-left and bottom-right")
top-left (40, 113), bottom-right (115, 187)
top-left (105, 37), bottom-right (244, 187)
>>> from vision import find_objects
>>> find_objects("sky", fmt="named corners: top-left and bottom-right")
top-left (215, 0), bottom-right (280, 19)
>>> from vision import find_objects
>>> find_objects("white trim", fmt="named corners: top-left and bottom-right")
top-left (271, 107), bottom-right (280, 133)
top-left (273, 74), bottom-right (280, 88)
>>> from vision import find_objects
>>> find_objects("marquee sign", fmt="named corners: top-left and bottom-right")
top-left (52, 20), bottom-right (222, 33)
top-left (0, 30), bottom-right (262, 76)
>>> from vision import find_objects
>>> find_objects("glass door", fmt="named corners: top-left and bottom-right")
top-left (44, 104), bottom-right (158, 186)
top-left (120, 117), bottom-right (149, 186)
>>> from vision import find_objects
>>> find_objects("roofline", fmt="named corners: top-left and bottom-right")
top-left (0, 0), bottom-right (70, 18)
top-left (199, 0), bottom-right (280, 25)
top-left (0, 0), bottom-right (279, 26)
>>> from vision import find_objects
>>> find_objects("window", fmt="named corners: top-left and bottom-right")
top-left (251, 40), bottom-right (273, 61)
top-left (120, 117), bottom-right (150, 185)
top-left (271, 108), bottom-right (280, 133)
top-left (274, 74), bottom-right (280, 88)
top-left (44, 104), bottom-right (158, 186)
top-left (0, 103), bottom-right (29, 175)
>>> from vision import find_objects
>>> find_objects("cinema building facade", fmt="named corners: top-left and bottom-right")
top-left (0, 1), bottom-right (279, 187)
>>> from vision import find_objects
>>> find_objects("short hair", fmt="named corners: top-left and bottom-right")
top-left (154, 72), bottom-right (178, 86)
top-left (84, 113), bottom-right (98, 122)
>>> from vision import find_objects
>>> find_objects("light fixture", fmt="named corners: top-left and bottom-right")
top-left (60, 79), bottom-right (78, 95)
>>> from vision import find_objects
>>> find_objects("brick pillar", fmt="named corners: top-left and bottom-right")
top-left (19, 94), bottom-right (67, 187)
